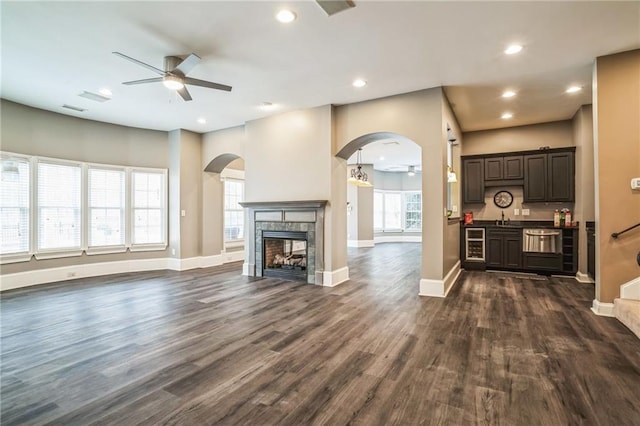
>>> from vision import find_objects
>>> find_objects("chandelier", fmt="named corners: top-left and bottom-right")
top-left (348, 148), bottom-right (372, 187)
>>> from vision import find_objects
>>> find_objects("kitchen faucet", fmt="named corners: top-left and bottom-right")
top-left (497, 211), bottom-right (510, 226)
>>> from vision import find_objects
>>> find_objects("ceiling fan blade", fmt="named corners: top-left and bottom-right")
top-left (113, 52), bottom-right (166, 76)
top-left (122, 77), bottom-right (164, 85)
top-left (177, 86), bottom-right (192, 101)
top-left (184, 77), bottom-right (232, 92)
top-left (172, 53), bottom-right (201, 77)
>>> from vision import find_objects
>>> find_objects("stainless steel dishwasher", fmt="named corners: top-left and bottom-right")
top-left (523, 229), bottom-right (562, 253)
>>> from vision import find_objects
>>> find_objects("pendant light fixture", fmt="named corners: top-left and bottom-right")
top-left (407, 165), bottom-right (416, 176)
top-left (348, 148), bottom-right (372, 187)
top-left (447, 166), bottom-right (458, 183)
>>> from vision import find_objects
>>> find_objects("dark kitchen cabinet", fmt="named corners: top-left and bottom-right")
top-left (524, 150), bottom-right (575, 203)
top-left (486, 228), bottom-right (522, 269)
top-left (485, 155), bottom-right (523, 181)
top-left (463, 158), bottom-right (485, 204)
top-left (587, 222), bottom-right (596, 279)
top-left (547, 152), bottom-right (575, 202)
top-left (561, 227), bottom-right (578, 274)
top-left (524, 154), bottom-right (547, 202)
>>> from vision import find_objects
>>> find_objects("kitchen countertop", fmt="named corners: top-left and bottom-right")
top-left (461, 220), bottom-right (580, 229)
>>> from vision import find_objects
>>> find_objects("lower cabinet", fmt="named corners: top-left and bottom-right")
top-left (486, 228), bottom-right (522, 269)
top-left (523, 253), bottom-right (563, 272)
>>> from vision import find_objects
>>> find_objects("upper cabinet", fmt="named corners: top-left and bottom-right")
top-left (463, 158), bottom-right (485, 204)
top-left (484, 155), bottom-right (523, 181)
top-left (524, 150), bottom-right (575, 203)
top-left (463, 147), bottom-right (575, 205)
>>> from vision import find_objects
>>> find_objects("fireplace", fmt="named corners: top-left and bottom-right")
top-left (262, 231), bottom-right (308, 282)
top-left (239, 200), bottom-right (326, 284)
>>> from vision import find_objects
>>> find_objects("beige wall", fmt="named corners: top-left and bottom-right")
top-left (178, 130), bottom-right (203, 259)
top-left (442, 93), bottom-right (463, 274)
top-left (0, 100), bottom-right (170, 275)
top-left (594, 49), bottom-right (640, 303)
top-left (347, 165), bottom-right (374, 242)
top-left (572, 104), bottom-right (595, 276)
top-left (467, 186), bottom-right (573, 221)
top-left (1, 100), bottom-right (168, 167)
top-left (335, 88), bottom-right (454, 281)
top-left (462, 120), bottom-right (573, 156)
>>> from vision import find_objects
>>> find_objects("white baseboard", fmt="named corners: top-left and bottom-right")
top-left (575, 271), bottom-right (595, 284)
top-left (242, 262), bottom-right (253, 276)
top-left (620, 276), bottom-right (640, 300)
top-left (419, 261), bottom-right (461, 298)
top-left (347, 239), bottom-right (375, 248)
top-left (222, 250), bottom-right (245, 263)
top-left (374, 235), bottom-right (421, 244)
top-left (591, 299), bottom-right (615, 317)
top-left (0, 251), bottom-right (246, 292)
top-left (322, 266), bottom-right (350, 287)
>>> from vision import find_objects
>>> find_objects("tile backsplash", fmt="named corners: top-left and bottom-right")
top-left (463, 186), bottom-right (573, 222)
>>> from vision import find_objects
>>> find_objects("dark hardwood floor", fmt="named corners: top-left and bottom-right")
top-left (2, 243), bottom-right (640, 425)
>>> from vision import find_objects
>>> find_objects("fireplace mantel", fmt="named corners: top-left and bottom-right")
top-left (241, 200), bottom-right (327, 284)
top-left (239, 200), bottom-right (328, 209)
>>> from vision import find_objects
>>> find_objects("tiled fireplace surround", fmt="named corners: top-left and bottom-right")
top-left (239, 200), bottom-right (327, 284)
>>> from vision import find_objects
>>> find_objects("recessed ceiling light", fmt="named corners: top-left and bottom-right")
top-left (353, 79), bottom-right (367, 88)
top-left (260, 102), bottom-right (276, 110)
top-left (566, 86), bottom-right (582, 94)
top-left (502, 90), bottom-right (516, 98)
top-left (379, 156), bottom-right (385, 161)
top-left (197, 118), bottom-right (206, 124)
top-left (504, 44), bottom-right (523, 55)
top-left (99, 88), bottom-right (112, 97)
top-left (502, 112), bottom-right (513, 119)
top-left (276, 9), bottom-right (296, 23)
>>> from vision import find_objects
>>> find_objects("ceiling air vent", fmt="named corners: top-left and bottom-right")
top-left (78, 91), bottom-right (111, 102)
top-left (62, 104), bottom-right (86, 112)
top-left (316, 0), bottom-right (355, 16)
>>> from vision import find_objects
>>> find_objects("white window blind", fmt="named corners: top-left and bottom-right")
top-left (224, 180), bottom-right (244, 241)
top-left (1, 156), bottom-right (30, 254)
top-left (37, 161), bottom-right (82, 251)
top-left (132, 171), bottom-right (165, 245)
top-left (89, 168), bottom-right (125, 247)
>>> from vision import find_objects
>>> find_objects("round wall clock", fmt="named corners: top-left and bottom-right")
top-left (493, 190), bottom-right (513, 208)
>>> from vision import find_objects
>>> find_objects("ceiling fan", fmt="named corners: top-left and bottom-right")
top-left (113, 52), bottom-right (232, 101)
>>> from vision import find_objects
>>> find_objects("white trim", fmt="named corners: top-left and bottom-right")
top-left (242, 262), bottom-right (253, 276)
top-left (85, 246), bottom-right (127, 256)
top-left (222, 250), bottom-right (245, 263)
top-left (322, 266), bottom-right (350, 287)
top-left (0, 253), bottom-right (32, 264)
top-left (620, 276), bottom-right (640, 300)
top-left (591, 299), bottom-right (615, 317)
top-left (220, 168), bottom-right (245, 180)
top-left (0, 253), bottom-right (246, 292)
top-left (34, 250), bottom-right (83, 260)
top-left (374, 235), bottom-right (421, 243)
top-left (575, 271), bottom-right (595, 284)
top-left (347, 239), bottom-right (375, 248)
top-left (419, 261), bottom-right (461, 298)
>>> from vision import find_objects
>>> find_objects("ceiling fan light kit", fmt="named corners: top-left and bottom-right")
top-left (113, 51), bottom-right (232, 101)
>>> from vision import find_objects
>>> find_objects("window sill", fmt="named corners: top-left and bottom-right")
top-left (129, 244), bottom-right (168, 253)
top-left (0, 253), bottom-right (33, 264)
top-left (34, 250), bottom-right (83, 260)
top-left (224, 240), bottom-right (245, 249)
top-left (86, 246), bottom-right (127, 256)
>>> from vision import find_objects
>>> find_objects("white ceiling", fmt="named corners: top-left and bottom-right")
top-left (1, 1), bottom-right (638, 145)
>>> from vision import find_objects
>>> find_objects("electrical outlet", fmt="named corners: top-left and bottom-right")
top-left (514, 208), bottom-right (520, 216)
top-left (452, 205), bottom-right (458, 213)
top-left (67, 271), bottom-right (77, 277)
top-left (522, 209), bottom-right (530, 216)
top-left (171, 248), bottom-right (176, 256)
top-left (181, 210), bottom-right (186, 217)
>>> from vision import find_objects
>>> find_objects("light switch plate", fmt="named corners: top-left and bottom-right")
top-left (631, 177), bottom-right (640, 190)
top-left (181, 210), bottom-right (186, 217)
top-left (522, 209), bottom-right (530, 216)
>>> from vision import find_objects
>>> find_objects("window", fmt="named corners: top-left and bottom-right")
top-left (383, 192), bottom-right (402, 230)
top-left (132, 171), bottom-right (166, 246)
top-left (224, 179), bottom-right (244, 241)
top-left (89, 168), bottom-right (125, 247)
top-left (37, 161), bottom-right (82, 251)
top-left (1, 156), bottom-right (30, 255)
top-left (374, 190), bottom-right (422, 232)
top-left (404, 192), bottom-right (422, 231)
top-left (373, 191), bottom-right (383, 230)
